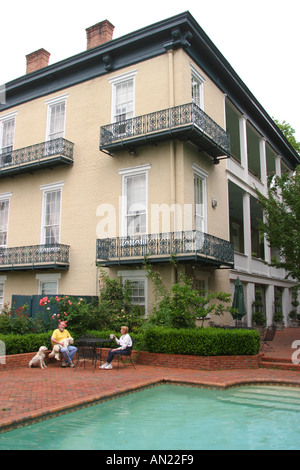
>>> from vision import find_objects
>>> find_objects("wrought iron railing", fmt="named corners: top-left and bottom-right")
top-left (0, 138), bottom-right (74, 170)
top-left (100, 102), bottom-right (230, 156)
top-left (96, 231), bottom-right (234, 267)
top-left (0, 244), bottom-right (70, 270)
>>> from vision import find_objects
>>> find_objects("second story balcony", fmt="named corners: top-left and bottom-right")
top-left (0, 244), bottom-right (70, 271)
top-left (96, 230), bottom-right (234, 269)
top-left (100, 103), bottom-right (230, 163)
top-left (0, 138), bottom-right (74, 178)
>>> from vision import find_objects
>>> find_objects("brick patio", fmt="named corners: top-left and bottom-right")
top-left (0, 327), bottom-right (300, 433)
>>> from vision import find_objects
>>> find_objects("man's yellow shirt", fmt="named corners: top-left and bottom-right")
top-left (51, 328), bottom-right (70, 347)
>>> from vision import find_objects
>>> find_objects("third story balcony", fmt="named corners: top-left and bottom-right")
top-left (96, 231), bottom-right (234, 269)
top-left (100, 103), bottom-right (231, 163)
top-left (0, 138), bottom-right (74, 178)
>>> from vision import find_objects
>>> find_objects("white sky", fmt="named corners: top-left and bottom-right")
top-left (1, 0), bottom-right (300, 140)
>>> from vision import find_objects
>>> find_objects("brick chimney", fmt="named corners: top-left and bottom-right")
top-left (86, 20), bottom-right (115, 49)
top-left (26, 48), bottom-right (50, 74)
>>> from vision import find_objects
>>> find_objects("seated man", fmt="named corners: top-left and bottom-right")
top-left (100, 325), bottom-right (132, 370)
top-left (51, 321), bottom-right (77, 367)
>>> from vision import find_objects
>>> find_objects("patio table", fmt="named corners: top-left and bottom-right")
top-left (75, 337), bottom-right (113, 371)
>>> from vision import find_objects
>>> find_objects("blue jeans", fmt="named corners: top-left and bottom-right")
top-left (106, 347), bottom-right (131, 364)
top-left (60, 346), bottom-right (77, 365)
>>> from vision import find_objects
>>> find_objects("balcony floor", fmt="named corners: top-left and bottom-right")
top-left (100, 103), bottom-right (231, 162)
top-left (0, 155), bottom-right (73, 178)
top-left (96, 253), bottom-right (233, 269)
top-left (100, 123), bottom-right (230, 160)
top-left (0, 138), bottom-right (74, 178)
top-left (96, 231), bottom-right (234, 269)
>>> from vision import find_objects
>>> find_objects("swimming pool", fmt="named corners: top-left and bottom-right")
top-left (0, 384), bottom-right (299, 450)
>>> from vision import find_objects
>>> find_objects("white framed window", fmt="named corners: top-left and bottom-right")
top-left (110, 71), bottom-right (137, 122)
top-left (37, 273), bottom-right (61, 295)
top-left (194, 278), bottom-right (209, 295)
top-left (193, 164), bottom-right (208, 233)
top-left (40, 281), bottom-right (58, 295)
top-left (0, 284), bottom-right (4, 308)
top-left (0, 276), bottom-right (7, 309)
top-left (0, 193), bottom-right (12, 248)
top-left (40, 182), bottom-right (63, 245)
top-left (191, 64), bottom-right (205, 110)
top-left (118, 269), bottom-right (147, 315)
top-left (0, 112), bottom-right (17, 166)
top-left (119, 164), bottom-right (150, 237)
top-left (45, 94), bottom-right (68, 142)
top-left (110, 71), bottom-right (137, 136)
top-left (114, 79), bottom-right (134, 123)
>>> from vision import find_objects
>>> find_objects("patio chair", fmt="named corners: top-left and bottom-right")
top-left (116, 343), bottom-right (136, 370)
top-left (75, 344), bottom-right (99, 371)
top-left (260, 325), bottom-right (277, 352)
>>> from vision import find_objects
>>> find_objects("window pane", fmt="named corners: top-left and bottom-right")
top-left (0, 200), bottom-right (9, 247)
top-left (0, 283), bottom-right (4, 309)
top-left (1, 119), bottom-right (15, 152)
top-left (194, 174), bottom-right (205, 232)
top-left (41, 281), bottom-right (58, 295)
top-left (191, 71), bottom-right (203, 109)
top-left (127, 279), bottom-right (145, 305)
top-left (49, 102), bottom-right (65, 140)
top-left (114, 79), bottom-right (133, 121)
top-left (126, 174), bottom-right (146, 236)
top-left (44, 190), bottom-right (61, 244)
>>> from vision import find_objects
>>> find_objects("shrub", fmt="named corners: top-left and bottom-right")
top-left (252, 290), bottom-right (266, 326)
top-left (143, 327), bottom-right (261, 356)
top-left (0, 303), bottom-right (50, 335)
top-left (0, 327), bottom-right (260, 357)
top-left (96, 269), bottom-right (145, 332)
top-left (143, 258), bottom-right (234, 329)
top-left (0, 331), bottom-right (53, 355)
top-left (38, 295), bottom-right (101, 334)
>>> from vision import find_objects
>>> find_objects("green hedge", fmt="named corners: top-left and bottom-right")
top-left (0, 329), bottom-right (145, 356)
top-left (0, 327), bottom-right (261, 357)
top-left (0, 331), bottom-right (53, 355)
top-left (143, 327), bottom-right (261, 356)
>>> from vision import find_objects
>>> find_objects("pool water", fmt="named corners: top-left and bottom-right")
top-left (0, 384), bottom-right (299, 450)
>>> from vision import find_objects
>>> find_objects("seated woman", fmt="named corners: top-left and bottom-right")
top-left (100, 325), bottom-right (132, 370)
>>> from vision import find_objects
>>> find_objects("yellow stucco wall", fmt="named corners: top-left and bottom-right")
top-left (0, 48), bottom-right (230, 310)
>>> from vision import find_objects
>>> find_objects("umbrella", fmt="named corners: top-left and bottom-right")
top-left (232, 277), bottom-right (246, 327)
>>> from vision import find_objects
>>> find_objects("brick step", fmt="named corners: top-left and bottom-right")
top-left (261, 356), bottom-right (292, 364)
top-left (259, 359), bottom-right (300, 372)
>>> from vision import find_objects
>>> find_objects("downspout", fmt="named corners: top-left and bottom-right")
top-left (168, 49), bottom-right (177, 284)
top-left (168, 49), bottom-right (176, 210)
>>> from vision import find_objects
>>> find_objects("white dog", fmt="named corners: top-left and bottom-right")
top-left (48, 344), bottom-right (61, 361)
top-left (48, 337), bottom-right (74, 361)
top-left (28, 346), bottom-right (48, 369)
top-left (62, 337), bottom-right (74, 348)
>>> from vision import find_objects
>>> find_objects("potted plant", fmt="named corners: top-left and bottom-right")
top-left (274, 310), bottom-right (285, 330)
top-left (289, 288), bottom-right (299, 327)
top-left (273, 290), bottom-right (285, 330)
top-left (252, 289), bottom-right (266, 334)
top-left (289, 310), bottom-right (298, 327)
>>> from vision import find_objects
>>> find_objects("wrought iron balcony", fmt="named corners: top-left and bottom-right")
top-left (0, 244), bottom-right (70, 271)
top-left (0, 138), bottom-right (74, 178)
top-left (96, 231), bottom-right (234, 268)
top-left (100, 103), bottom-right (230, 162)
